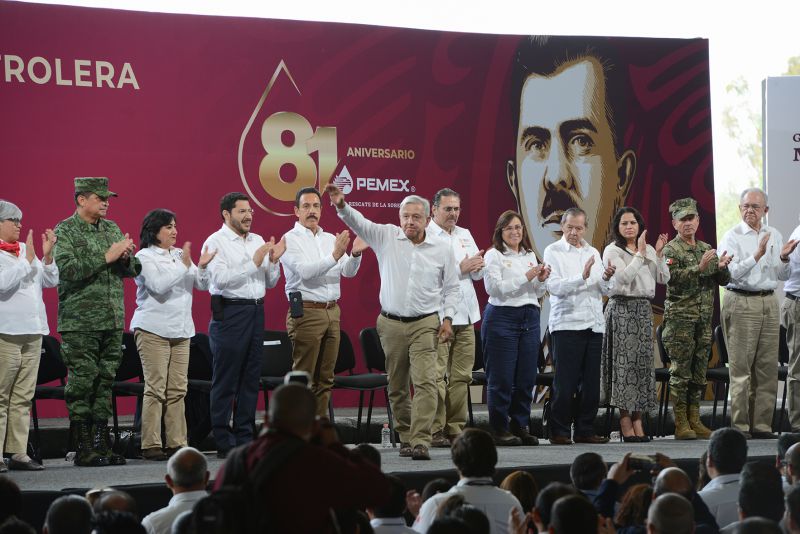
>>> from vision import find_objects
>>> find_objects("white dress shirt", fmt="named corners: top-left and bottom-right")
top-left (413, 477), bottom-right (523, 534)
top-left (280, 222), bottom-right (361, 302)
top-left (201, 224), bottom-right (280, 299)
top-left (141, 490), bottom-right (208, 534)
top-left (602, 244), bottom-right (670, 298)
top-left (719, 221), bottom-right (790, 291)
top-left (0, 243), bottom-right (58, 335)
top-left (370, 517), bottom-right (416, 534)
top-left (698, 473), bottom-right (741, 529)
top-left (543, 236), bottom-right (609, 333)
top-left (337, 203), bottom-right (460, 318)
top-left (483, 246), bottom-right (545, 307)
top-left (427, 221), bottom-right (483, 325)
top-left (783, 224), bottom-right (800, 297)
top-left (130, 246), bottom-right (210, 339)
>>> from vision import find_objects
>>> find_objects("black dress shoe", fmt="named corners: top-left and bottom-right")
top-left (573, 435), bottom-right (610, 444)
top-left (549, 435), bottom-right (573, 445)
top-left (637, 435), bottom-right (652, 442)
top-left (493, 431), bottom-right (523, 446)
top-left (622, 434), bottom-right (641, 443)
top-left (8, 458), bottom-right (45, 471)
top-left (751, 431), bottom-right (778, 439)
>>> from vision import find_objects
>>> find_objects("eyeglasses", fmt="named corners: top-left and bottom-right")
top-left (502, 225), bottom-right (523, 232)
top-left (741, 204), bottom-right (763, 212)
top-left (2, 218), bottom-right (21, 225)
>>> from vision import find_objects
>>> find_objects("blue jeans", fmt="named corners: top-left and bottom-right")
top-left (481, 304), bottom-right (540, 433)
top-left (550, 329), bottom-right (603, 438)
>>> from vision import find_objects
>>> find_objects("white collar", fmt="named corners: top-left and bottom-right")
top-left (220, 223), bottom-right (251, 241)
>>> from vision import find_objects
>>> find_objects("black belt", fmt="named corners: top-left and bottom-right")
top-left (727, 288), bottom-right (774, 297)
top-left (787, 293), bottom-right (799, 301)
top-left (380, 311), bottom-right (436, 323)
top-left (221, 297), bottom-right (264, 305)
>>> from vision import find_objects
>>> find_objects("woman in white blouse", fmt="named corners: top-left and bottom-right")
top-left (482, 211), bottom-right (550, 446)
top-left (131, 209), bottom-right (215, 460)
top-left (600, 207), bottom-right (669, 442)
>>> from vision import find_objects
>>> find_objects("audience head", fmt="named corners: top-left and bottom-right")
top-left (449, 505), bottom-right (490, 534)
top-left (93, 490), bottom-right (138, 519)
top-left (451, 428), bottom-right (497, 478)
top-left (91, 510), bottom-right (146, 534)
top-left (427, 517), bottom-right (470, 534)
top-left (549, 494), bottom-right (597, 533)
top-left (738, 461), bottom-right (784, 523)
top-left (0, 476), bottom-right (21, 525)
top-left (707, 428), bottom-right (748, 476)
top-left (697, 450), bottom-right (711, 491)
top-left (170, 510), bottom-right (193, 534)
top-left (267, 383), bottom-right (317, 439)
top-left (734, 516), bottom-right (782, 534)
top-left (353, 443), bottom-right (381, 469)
top-left (778, 433), bottom-right (800, 466)
top-left (646, 493), bottom-right (693, 534)
top-left (370, 475), bottom-right (407, 518)
top-left (570, 452), bottom-right (607, 491)
top-left (43, 495), bottom-right (93, 534)
top-left (436, 494), bottom-right (466, 520)
top-left (533, 482), bottom-right (578, 532)
top-left (500, 470), bottom-right (539, 512)
top-left (422, 479), bottom-right (453, 502)
top-left (785, 485), bottom-right (800, 534)
top-left (166, 447), bottom-right (209, 492)
top-left (0, 518), bottom-right (35, 534)
top-left (615, 483), bottom-right (653, 528)
top-left (786, 443), bottom-right (800, 485)
top-left (653, 467), bottom-right (692, 498)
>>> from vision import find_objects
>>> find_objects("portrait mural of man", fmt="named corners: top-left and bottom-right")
top-left (507, 35), bottom-right (637, 261)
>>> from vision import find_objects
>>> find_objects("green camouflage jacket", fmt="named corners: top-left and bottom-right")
top-left (663, 236), bottom-right (730, 319)
top-left (54, 212), bottom-right (141, 332)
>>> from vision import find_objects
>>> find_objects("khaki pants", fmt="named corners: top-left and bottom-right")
top-left (377, 313), bottom-right (439, 447)
top-left (134, 330), bottom-right (189, 450)
top-left (722, 291), bottom-right (779, 433)
top-left (0, 333), bottom-right (41, 455)
top-left (433, 324), bottom-right (474, 437)
top-left (782, 296), bottom-right (800, 430)
top-left (286, 305), bottom-right (341, 418)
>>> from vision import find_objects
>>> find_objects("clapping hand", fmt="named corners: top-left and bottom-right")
top-left (460, 250), bottom-right (485, 274)
top-left (602, 261), bottom-right (616, 281)
top-left (325, 183), bottom-right (345, 209)
top-left (582, 256), bottom-right (595, 280)
top-left (655, 233), bottom-right (668, 257)
top-left (41, 229), bottom-right (56, 263)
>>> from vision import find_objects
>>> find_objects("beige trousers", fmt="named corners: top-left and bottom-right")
top-left (0, 333), bottom-right (41, 455)
top-left (432, 324), bottom-right (475, 437)
top-left (376, 313), bottom-right (440, 447)
top-left (286, 305), bottom-right (341, 418)
top-left (134, 329), bottom-right (189, 450)
top-left (782, 296), bottom-right (800, 430)
top-left (722, 291), bottom-right (779, 433)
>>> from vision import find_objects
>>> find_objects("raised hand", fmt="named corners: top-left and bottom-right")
top-left (755, 233), bottom-right (771, 262)
top-left (25, 229), bottom-right (36, 264)
top-left (324, 183), bottom-right (345, 209)
top-left (253, 237), bottom-right (274, 268)
top-left (698, 249), bottom-right (717, 271)
top-left (582, 255), bottom-right (595, 280)
top-left (655, 233), bottom-right (669, 257)
top-left (41, 229), bottom-right (57, 263)
top-left (106, 234), bottom-right (135, 264)
top-left (459, 250), bottom-right (485, 274)
top-left (198, 246), bottom-right (217, 269)
top-left (269, 236), bottom-right (286, 263)
top-left (181, 242), bottom-right (192, 268)
top-left (351, 236), bottom-right (369, 255)
top-left (718, 250), bottom-right (733, 269)
top-left (537, 263), bottom-right (552, 282)
top-left (781, 239), bottom-right (799, 261)
top-left (333, 230), bottom-right (351, 260)
top-left (602, 260), bottom-right (617, 281)
top-left (637, 229), bottom-right (648, 254)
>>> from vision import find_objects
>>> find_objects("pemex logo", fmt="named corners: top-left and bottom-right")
top-left (333, 166), bottom-right (354, 195)
top-left (238, 61), bottom-right (338, 216)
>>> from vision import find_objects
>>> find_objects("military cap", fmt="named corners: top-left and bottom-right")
top-left (669, 198), bottom-right (698, 220)
top-left (74, 177), bottom-right (117, 198)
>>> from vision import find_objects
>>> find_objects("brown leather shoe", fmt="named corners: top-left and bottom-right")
top-left (430, 431), bottom-right (451, 448)
top-left (141, 448), bottom-right (167, 461)
top-left (411, 444), bottom-right (431, 460)
top-left (493, 431), bottom-right (523, 446)
top-left (549, 435), bottom-right (573, 445)
top-left (573, 435), bottom-right (610, 444)
top-left (399, 442), bottom-right (413, 457)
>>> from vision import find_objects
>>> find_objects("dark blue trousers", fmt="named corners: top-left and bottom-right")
top-left (481, 304), bottom-right (540, 433)
top-left (209, 303), bottom-right (264, 452)
top-left (550, 329), bottom-right (603, 438)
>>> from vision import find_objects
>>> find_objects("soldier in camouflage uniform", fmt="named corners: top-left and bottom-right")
top-left (54, 177), bottom-right (141, 466)
top-left (662, 198), bottom-right (732, 440)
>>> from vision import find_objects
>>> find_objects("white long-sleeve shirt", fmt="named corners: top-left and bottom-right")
top-left (280, 222), bottom-right (361, 302)
top-left (784, 224), bottom-right (800, 297)
top-left (602, 243), bottom-right (670, 298)
top-left (201, 224), bottom-right (280, 299)
top-left (130, 246), bottom-right (210, 339)
top-left (0, 243), bottom-right (58, 335)
top-left (543, 236), bottom-right (609, 333)
top-left (337, 203), bottom-right (460, 318)
top-left (427, 221), bottom-right (483, 324)
top-left (483, 246), bottom-right (545, 307)
top-left (719, 221), bottom-right (790, 291)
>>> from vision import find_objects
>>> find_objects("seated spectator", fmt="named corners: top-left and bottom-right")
top-left (407, 479), bottom-right (455, 526)
top-left (653, 467), bottom-right (718, 534)
top-left (449, 505), bottom-right (490, 534)
top-left (733, 516), bottom-right (782, 534)
top-left (141, 446), bottom-right (209, 534)
top-left (427, 517), bottom-right (470, 534)
top-left (212, 383), bottom-right (389, 532)
top-left (93, 490), bottom-right (138, 519)
top-left (530, 483), bottom-right (578, 534)
top-left (84, 487), bottom-right (113, 509)
top-left (354, 443), bottom-right (382, 469)
top-left (413, 428), bottom-right (523, 534)
top-left (169, 511), bottom-right (192, 534)
top-left (786, 485), bottom-right (800, 534)
top-left (549, 495), bottom-right (597, 534)
top-left (699, 428), bottom-right (748, 529)
top-left (777, 433), bottom-right (800, 492)
top-left (697, 451), bottom-right (711, 492)
top-left (570, 451), bottom-right (634, 518)
top-left (0, 518), bottom-right (35, 534)
top-left (0, 476), bottom-right (21, 525)
top-left (614, 484), bottom-right (652, 530)
top-left (646, 494), bottom-right (693, 534)
top-left (785, 443), bottom-right (800, 489)
top-left (720, 461), bottom-right (784, 533)
top-left (92, 510), bottom-right (146, 534)
top-left (42, 495), bottom-right (93, 534)
top-left (500, 471), bottom-right (539, 513)
top-left (369, 475), bottom-right (416, 533)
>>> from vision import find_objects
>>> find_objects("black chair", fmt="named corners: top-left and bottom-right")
top-left (536, 329), bottom-right (555, 438)
top-left (185, 333), bottom-right (213, 447)
top-left (466, 327), bottom-right (486, 427)
top-left (259, 330), bottom-right (294, 412)
top-left (776, 325), bottom-right (790, 433)
top-left (654, 324), bottom-right (672, 437)
top-left (358, 327), bottom-right (396, 446)
top-left (710, 325), bottom-right (731, 429)
top-left (30, 335), bottom-right (68, 462)
top-left (111, 332), bottom-right (145, 446)
top-left (187, 333), bottom-right (213, 394)
top-left (329, 331), bottom-right (393, 443)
